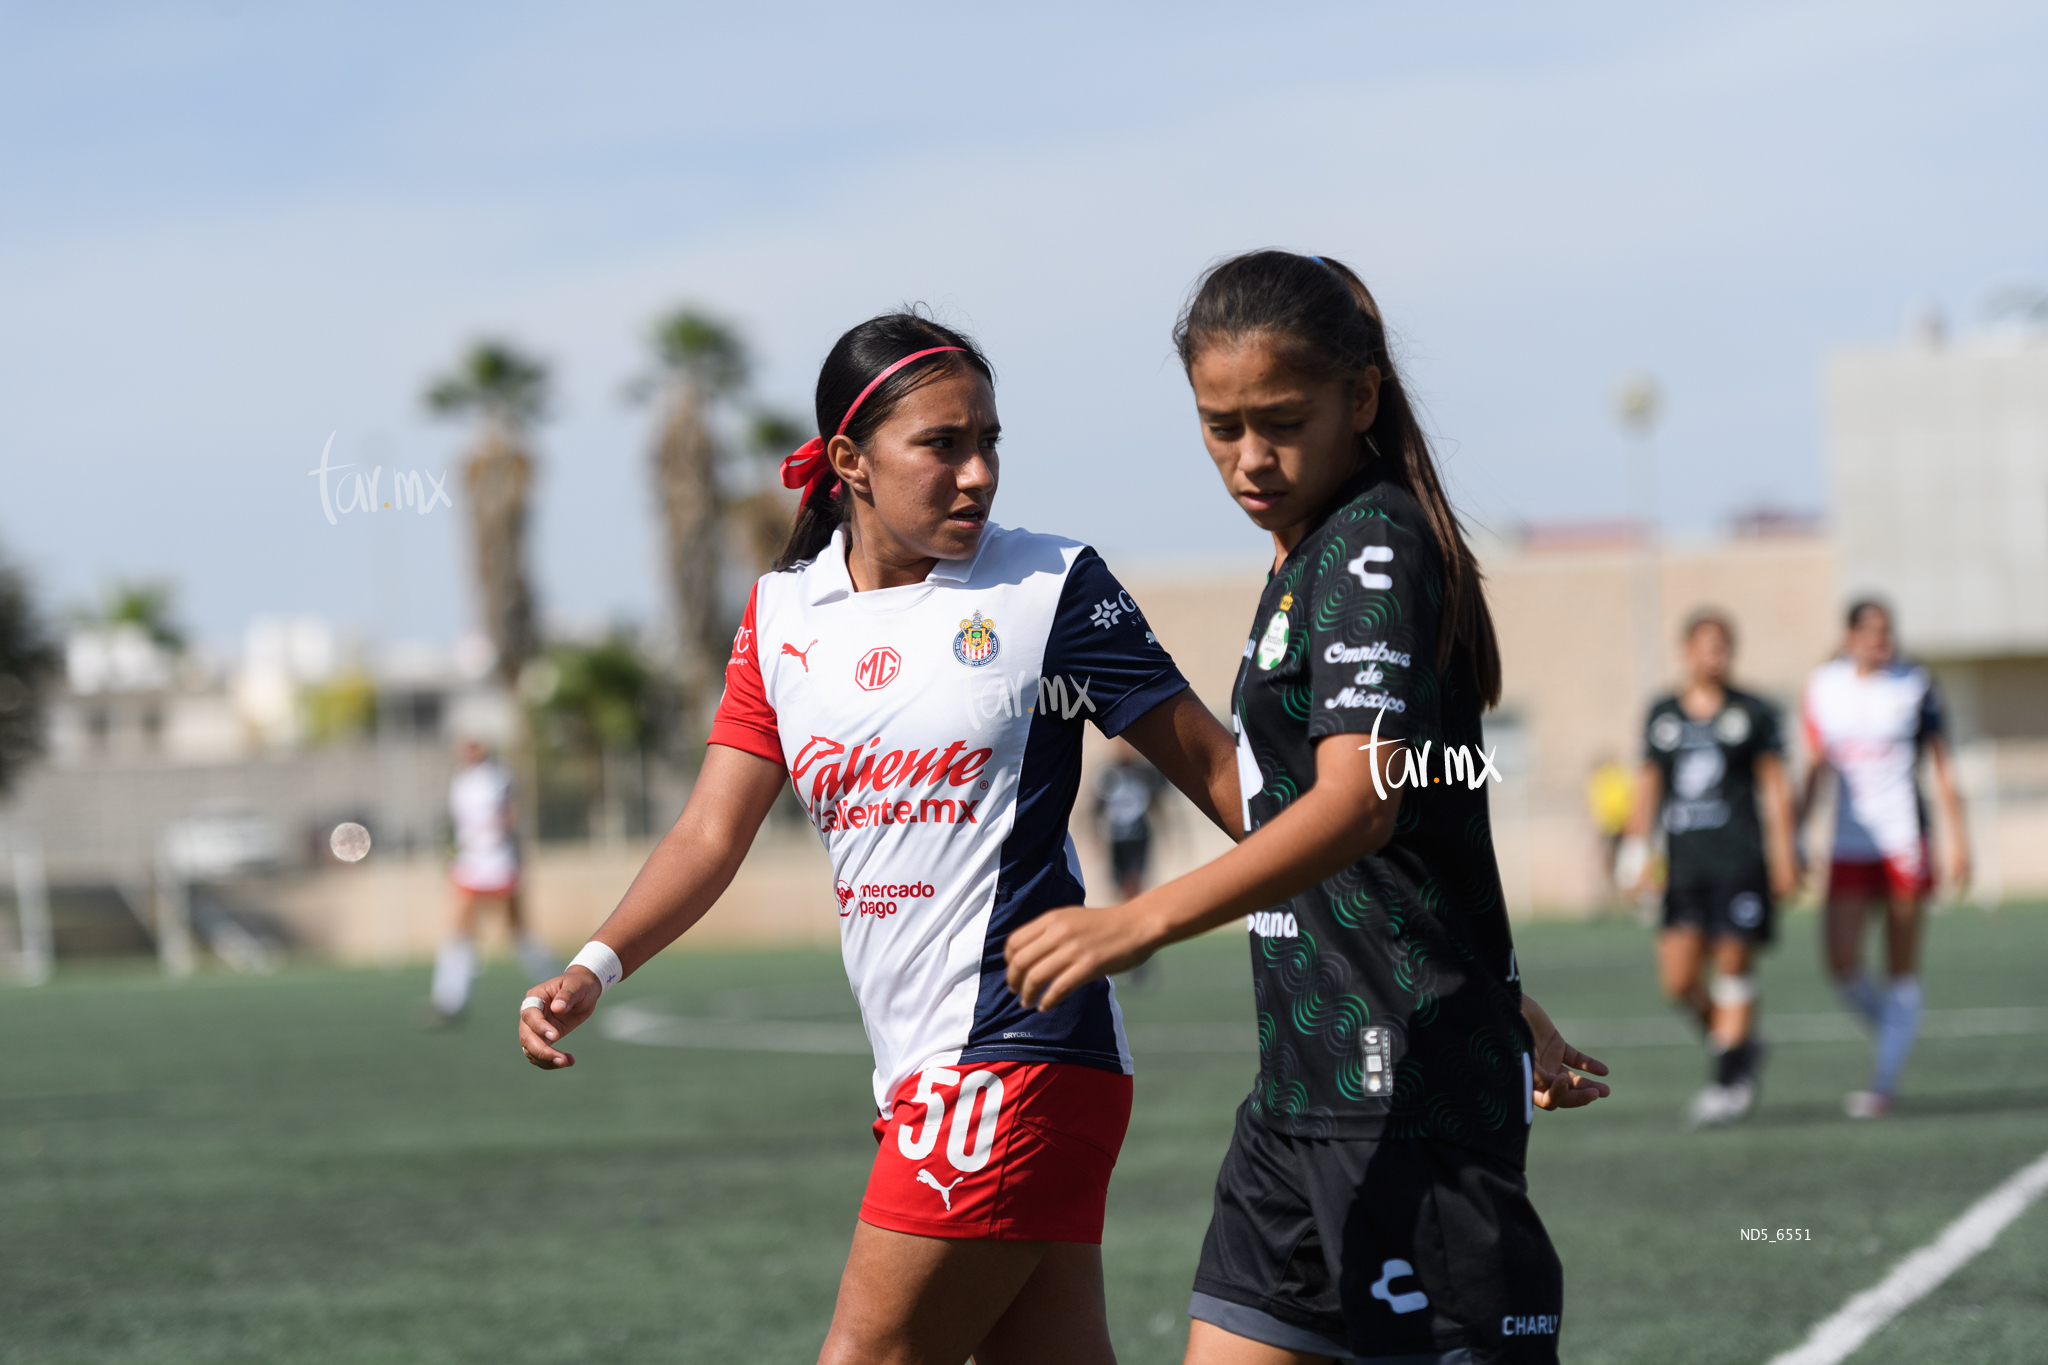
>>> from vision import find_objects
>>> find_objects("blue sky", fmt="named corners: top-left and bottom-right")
top-left (2, 1), bottom-right (2042, 651)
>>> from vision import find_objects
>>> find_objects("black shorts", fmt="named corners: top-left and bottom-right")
top-left (1191, 1101), bottom-right (1562, 1364)
top-left (1109, 837), bottom-right (1150, 884)
top-left (1662, 872), bottom-right (1774, 945)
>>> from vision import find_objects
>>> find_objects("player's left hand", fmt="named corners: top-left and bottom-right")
top-left (1005, 903), bottom-right (1157, 1012)
top-left (1522, 993), bottom-right (1611, 1111)
top-left (1945, 844), bottom-right (1971, 895)
top-left (518, 965), bottom-right (602, 1070)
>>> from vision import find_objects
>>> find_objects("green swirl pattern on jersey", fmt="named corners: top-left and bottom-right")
top-left (1233, 470), bottom-right (1532, 1160)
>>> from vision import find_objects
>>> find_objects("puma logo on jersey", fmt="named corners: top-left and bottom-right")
top-left (1370, 1259), bottom-right (1429, 1314)
top-left (782, 639), bottom-right (818, 672)
top-left (915, 1168), bottom-right (965, 1209)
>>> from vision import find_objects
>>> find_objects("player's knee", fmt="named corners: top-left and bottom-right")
top-left (1658, 965), bottom-right (1702, 1001)
top-left (1709, 973), bottom-right (1756, 1008)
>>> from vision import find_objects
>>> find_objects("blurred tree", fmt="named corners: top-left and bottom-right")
top-left (637, 310), bottom-right (748, 742)
top-left (736, 409), bottom-right (806, 575)
top-left (97, 581), bottom-right (186, 651)
top-left (529, 632), bottom-right (659, 842)
top-left (425, 342), bottom-right (548, 689)
top-left (302, 670), bottom-right (378, 745)
top-left (0, 549), bottom-right (61, 796)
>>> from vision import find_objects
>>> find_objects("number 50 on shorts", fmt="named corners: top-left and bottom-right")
top-left (897, 1067), bottom-right (1006, 1172)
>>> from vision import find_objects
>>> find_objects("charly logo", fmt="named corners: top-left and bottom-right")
top-left (309, 432), bottom-right (453, 525)
top-left (1369, 1259), bottom-right (1429, 1315)
top-left (954, 611), bottom-right (1000, 667)
top-left (1348, 544), bottom-right (1394, 589)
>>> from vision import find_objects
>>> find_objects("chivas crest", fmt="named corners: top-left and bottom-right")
top-left (953, 610), bottom-right (1000, 667)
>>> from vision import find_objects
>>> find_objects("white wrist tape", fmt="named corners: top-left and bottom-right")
top-left (1614, 837), bottom-right (1650, 889)
top-left (569, 941), bottom-right (624, 995)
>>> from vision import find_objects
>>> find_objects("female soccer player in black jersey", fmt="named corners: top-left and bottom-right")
top-left (1620, 609), bottom-right (1798, 1127)
top-left (1008, 251), bottom-right (1610, 1365)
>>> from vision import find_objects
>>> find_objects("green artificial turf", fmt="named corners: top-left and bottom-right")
top-left (4, 905), bottom-right (2045, 1363)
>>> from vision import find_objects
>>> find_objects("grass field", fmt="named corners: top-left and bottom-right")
top-left (5, 904), bottom-right (2047, 1364)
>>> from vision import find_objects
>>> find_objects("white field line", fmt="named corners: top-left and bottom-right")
top-left (1766, 1146), bottom-right (2048, 1365)
top-left (1557, 1007), bottom-right (2048, 1050)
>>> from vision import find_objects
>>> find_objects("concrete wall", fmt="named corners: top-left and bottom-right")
top-left (266, 830), bottom-right (842, 964)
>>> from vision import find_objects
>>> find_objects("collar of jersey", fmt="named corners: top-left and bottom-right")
top-left (802, 523), bottom-right (989, 606)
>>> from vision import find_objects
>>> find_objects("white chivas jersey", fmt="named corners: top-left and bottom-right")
top-left (1801, 656), bottom-right (1944, 867)
top-left (709, 524), bottom-right (1188, 1114)
top-left (450, 760), bottom-right (518, 891)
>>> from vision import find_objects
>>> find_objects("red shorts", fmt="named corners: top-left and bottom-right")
top-left (1829, 845), bottom-right (1932, 901)
top-left (451, 872), bottom-right (519, 897)
top-left (860, 1060), bottom-right (1132, 1244)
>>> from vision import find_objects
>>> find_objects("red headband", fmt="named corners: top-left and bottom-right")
top-left (779, 346), bottom-right (968, 498)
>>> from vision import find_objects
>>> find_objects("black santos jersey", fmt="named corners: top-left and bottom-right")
top-left (1644, 690), bottom-right (1780, 886)
top-left (1231, 470), bottom-right (1530, 1164)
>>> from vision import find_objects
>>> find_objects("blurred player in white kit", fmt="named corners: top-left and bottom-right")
top-left (430, 739), bottom-right (558, 1021)
top-left (1800, 600), bottom-right (1968, 1118)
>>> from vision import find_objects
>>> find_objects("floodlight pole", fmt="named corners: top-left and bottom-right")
top-left (1615, 376), bottom-right (1663, 712)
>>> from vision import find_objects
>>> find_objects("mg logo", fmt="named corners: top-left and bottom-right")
top-left (855, 646), bottom-right (902, 691)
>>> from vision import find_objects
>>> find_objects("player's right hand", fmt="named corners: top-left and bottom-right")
top-left (518, 966), bottom-right (602, 1070)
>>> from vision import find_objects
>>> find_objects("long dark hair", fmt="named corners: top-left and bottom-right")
top-left (772, 312), bottom-right (995, 572)
top-left (1173, 250), bottom-right (1502, 708)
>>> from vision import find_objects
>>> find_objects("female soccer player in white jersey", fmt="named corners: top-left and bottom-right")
top-left (1007, 252), bottom-right (1610, 1365)
top-left (517, 313), bottom-right (1243, 1364)
top-left (1799, 599), bottom-right (1969, 1120)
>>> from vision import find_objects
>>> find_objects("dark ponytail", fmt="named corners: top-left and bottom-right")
top-left (1172, 250), bottom-right (1503, 709)
top-left (772, 312), bottom-right (995, 572)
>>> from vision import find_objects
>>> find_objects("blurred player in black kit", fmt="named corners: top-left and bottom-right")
top-left (1619, 610), bottom-right (1797, 1126)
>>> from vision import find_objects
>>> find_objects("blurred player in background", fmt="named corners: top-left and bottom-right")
top-left (1799, 599), bottom-right (1969, 1119)
top-left (1094, 737), bottom-right (1165, 904)
top-left (1585, 757), bottom-right (1634, 894)
top-left (430, 739), bottom-right (557, 1021)
top-left (1093, 738), bottom-right (1166, 991)
top-left (1619, 610), bottom-right (1796, 1126)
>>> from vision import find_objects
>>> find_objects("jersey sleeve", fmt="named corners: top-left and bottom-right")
top-left (1800, 678), bottom-right (1824, 759)
top-left (1041, 549), bottom-right (1190, 737)
top-left (1305, 511), bottom-right (1442, 743)
top-left (706, 583), bottom-right (783, 763)
top-left (1753, 696), bottom-right (1784, 755)
top-left (1916, 671), bottom-right (1946, 741)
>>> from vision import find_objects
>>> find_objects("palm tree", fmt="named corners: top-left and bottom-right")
top-left (737, 410), bottom-right (806, 574)
top-left (425, 342), bottom-right (548, 689)
top-left (638, 311), bottom-right (748, 739)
